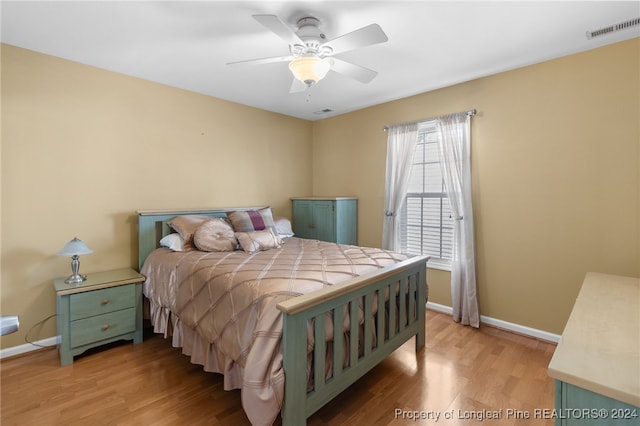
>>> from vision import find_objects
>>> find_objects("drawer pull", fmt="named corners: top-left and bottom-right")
top-left (101, 324), bottom-right (110, 331)
top-left (101, 299), bottom-right (110, 305)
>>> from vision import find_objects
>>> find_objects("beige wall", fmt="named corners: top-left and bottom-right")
top-left (312, 38), bottom-right (640, 334)
top-left (1, 38), bottom-right (638, 351)
top-left (0, 44), bottom-right (313, 349)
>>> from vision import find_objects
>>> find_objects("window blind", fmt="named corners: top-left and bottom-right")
top-left (400, 123), bottom-right (454, 264)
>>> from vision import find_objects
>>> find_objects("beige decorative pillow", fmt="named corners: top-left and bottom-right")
top-left (166, 215), bottom-right (211, 251)
top-left (193, 218), bottom-right (237, 252)
top-left (235, 229), bottom-right (283, 254)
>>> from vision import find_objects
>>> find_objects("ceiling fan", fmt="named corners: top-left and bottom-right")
top-left (227, 14), bottom-right (388, 93)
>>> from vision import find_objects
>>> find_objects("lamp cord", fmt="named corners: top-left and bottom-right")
top-left (24, 314), bottom-right (58, 348)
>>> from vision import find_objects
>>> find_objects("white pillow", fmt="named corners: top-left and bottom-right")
top-left (274, 216), bottom-right (295, 238)
top-left (159, 233), bottom-right (185, 252)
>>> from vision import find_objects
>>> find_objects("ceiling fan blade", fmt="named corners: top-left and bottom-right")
top-left (253, 14), bottom-right (303, 46)
top-left (227, 55), bottom-right (293, 66)
top-left (330, 58), bottom-right (378, 84)
top-left (289, 78), bottom-right (308, 93)
top-left (322, 23), bottom-right (388, 55)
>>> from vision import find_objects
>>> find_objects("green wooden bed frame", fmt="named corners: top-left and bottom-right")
top-left (138, 208), bottom-right (429, 425)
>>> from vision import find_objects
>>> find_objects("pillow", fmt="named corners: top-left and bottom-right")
top-left (227, 208), bottom-right (276, 233)
top-left (166, 215), bottom-right (211, 251)
top-left (159, 233), bottom-right (185, 252)
top-left (273, 216), bottom-right (294, 238)
top-left (193, 218), bottom-right (237, 252)
top-left (235, 229), bottom-right (283, 254)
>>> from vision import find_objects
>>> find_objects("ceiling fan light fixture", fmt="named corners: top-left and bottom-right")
top-left (288, 56), bottom-right (331, 86)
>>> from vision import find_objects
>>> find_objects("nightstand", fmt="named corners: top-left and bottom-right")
top-left (53, 267), bottom-right (145, 366)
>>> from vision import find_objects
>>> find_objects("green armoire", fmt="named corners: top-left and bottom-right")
top-left (291, 197), bottom-right (357, 245)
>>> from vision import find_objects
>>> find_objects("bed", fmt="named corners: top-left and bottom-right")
top-left (138, 207), bottom-right (429, 425)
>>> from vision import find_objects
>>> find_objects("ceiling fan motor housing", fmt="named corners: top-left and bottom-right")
top-left (292, 17), bottom-right (332, 58)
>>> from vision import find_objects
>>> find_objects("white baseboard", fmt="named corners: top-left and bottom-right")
top-left (0, 337), bottom-right (58, 360)
top-left (427, 302), bottom-right (561, 343)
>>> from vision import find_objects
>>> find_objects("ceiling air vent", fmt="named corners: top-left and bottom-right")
top-left (586, 17), bottom-right (640, 39)
top-left (314, 108), bottom-right (333, 115)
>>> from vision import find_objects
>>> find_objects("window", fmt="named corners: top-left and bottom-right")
top-left (400, 121), bottom-right (453, 270)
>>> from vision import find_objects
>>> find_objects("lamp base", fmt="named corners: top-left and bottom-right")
top-left (64, 274), bottom-right (87, 284)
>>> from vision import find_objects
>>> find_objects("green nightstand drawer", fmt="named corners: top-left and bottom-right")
top-left (70, 307), bottom-right (136, 348)
top-left (70, 285), bottom-right (135, 320)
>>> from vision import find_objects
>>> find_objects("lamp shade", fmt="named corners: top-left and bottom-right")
top-left (288, 56), bottom-right (331, 86)
top-left (58, 237), bottom-right (93, 256)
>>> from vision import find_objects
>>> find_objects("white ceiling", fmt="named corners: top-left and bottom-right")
top-left (2, 1), bottom-right (639, 121)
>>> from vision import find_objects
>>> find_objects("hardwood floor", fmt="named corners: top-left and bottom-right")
top-left (1, 310), bottom-right (556, 425)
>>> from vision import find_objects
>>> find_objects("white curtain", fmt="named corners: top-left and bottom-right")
top-left (436, 112), bottom-right (479, 327)
top-left (382, 123), bottom-right (418, 251)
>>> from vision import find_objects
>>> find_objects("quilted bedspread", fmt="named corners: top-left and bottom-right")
top-left (141, 237), bottom-right (407, 426)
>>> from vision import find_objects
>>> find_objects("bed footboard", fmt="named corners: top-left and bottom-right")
top-left (277, 255), bottom-right (429, 425)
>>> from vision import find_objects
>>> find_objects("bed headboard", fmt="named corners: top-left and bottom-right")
top-left (137, 207), bottom-right (265, 270)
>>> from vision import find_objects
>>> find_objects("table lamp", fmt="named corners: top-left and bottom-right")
top-left (58, 237), bottom-right (93, 284)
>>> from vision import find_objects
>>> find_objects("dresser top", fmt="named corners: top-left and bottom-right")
top-left (548, 272), bottom-right (640, 407)
top-left (53, 267), bottom-right (145, 295)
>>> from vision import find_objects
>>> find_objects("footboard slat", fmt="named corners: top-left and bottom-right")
top-left (389, 280), bottom-right (397, 339)
top-left (349, 299), bottom-right (359, 366)
top-left (278, 255), bottom-right (429, 425)
top-left (377, 287), bottom-right (386, 349)
top-left (313, 314), bottom-right (326, 392)
top-left (364, 292), bottom-right (373, 357)
top-left (399, 277), bottom-right (408, 331)
top-left (409, 274), bottom-right (417, 323)
top-left (333, 307), bottom-right (344, 376)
